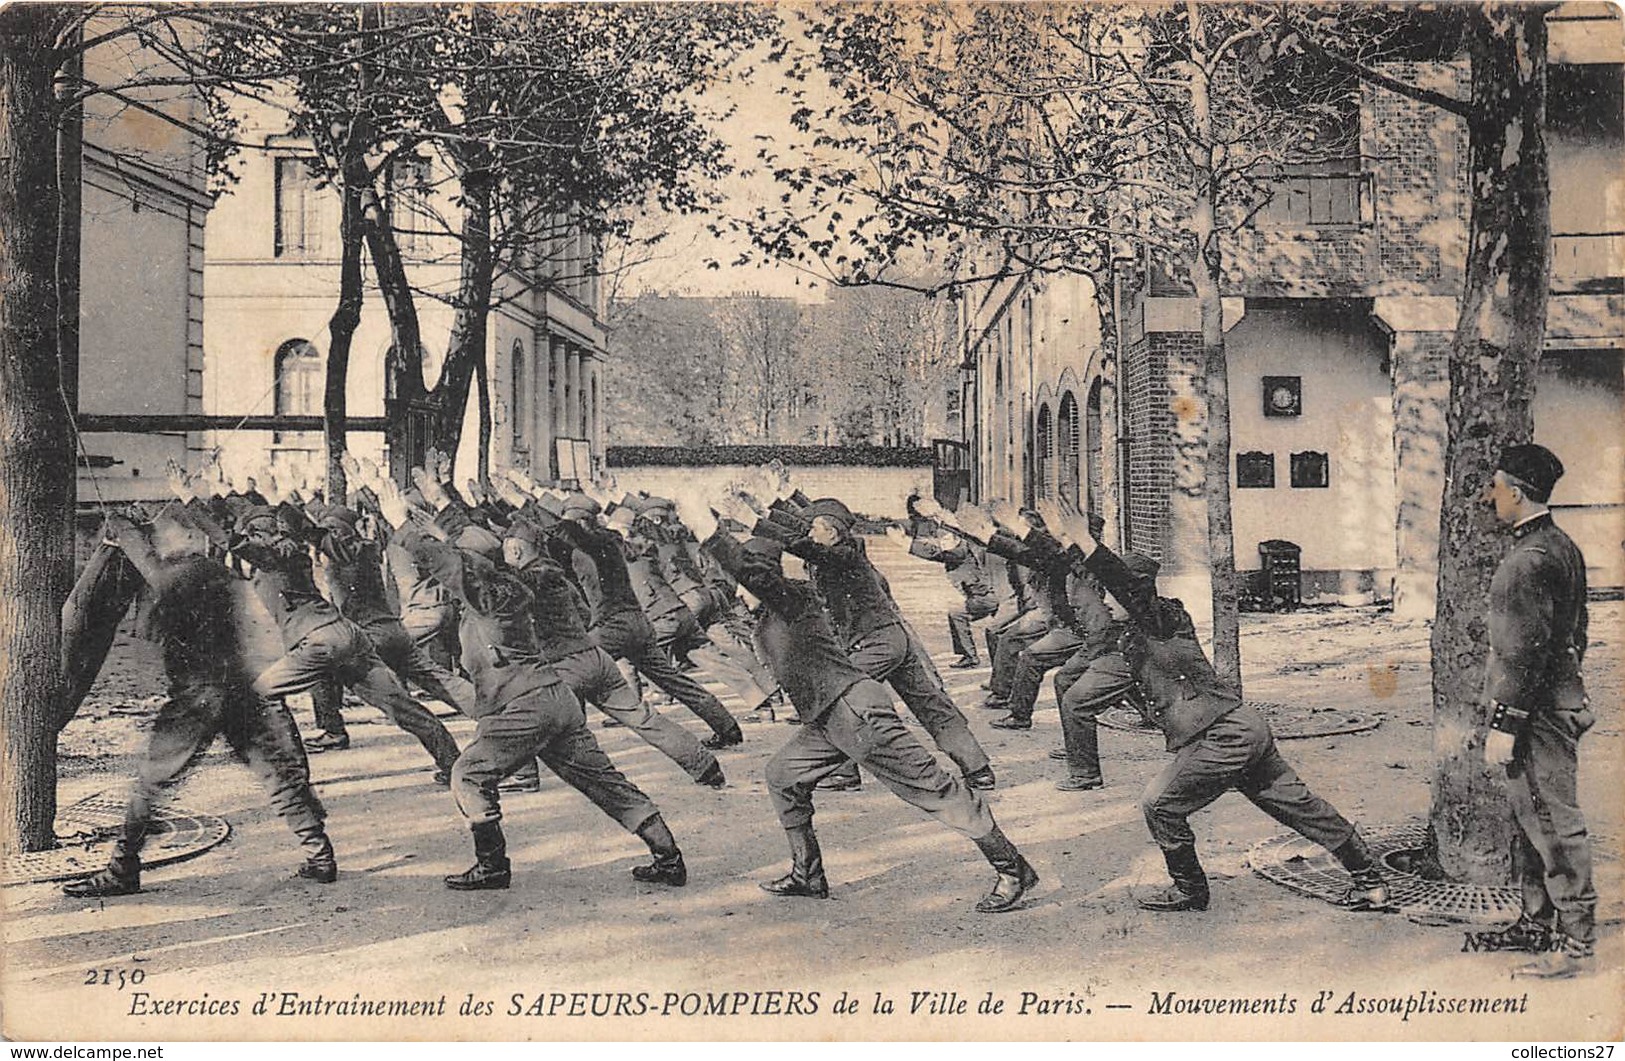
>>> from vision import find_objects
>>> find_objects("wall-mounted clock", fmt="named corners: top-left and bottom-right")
top-left (1262, 375), bottom-right (1302, 417)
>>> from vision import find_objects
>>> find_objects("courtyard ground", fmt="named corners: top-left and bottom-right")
top-left (3, 536), bottom-right (1620, 1042)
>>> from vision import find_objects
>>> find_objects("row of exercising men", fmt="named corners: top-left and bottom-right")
top-left (62, 445), bottom-right (1593, 980)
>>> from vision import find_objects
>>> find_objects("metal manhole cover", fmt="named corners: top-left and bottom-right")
top-left (1249, 820), bottom-right (1521, 924)
top-left (3, 792), bottom-right (230, 886)
top-left (1099, 701), bottom-right (1382, 740)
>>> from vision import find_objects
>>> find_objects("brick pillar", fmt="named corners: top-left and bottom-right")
top-left (1097, 362), bottom-right (1124, 553)
top-left (1388, 328), bottom-right (1452, 619)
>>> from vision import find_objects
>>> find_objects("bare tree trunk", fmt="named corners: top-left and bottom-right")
top-left (1186, 6), bottom-right (1242, 689)
top-left (324, 179), bottom-right (364, 500)
top-left (473, 347), bottom-right (492, 489)
top-left (0, 8), bottom-right (73, 854)
top-left (1429, 8), bottom-right (1551, 884)
top-left (429, 167), bottom-right (494, 477)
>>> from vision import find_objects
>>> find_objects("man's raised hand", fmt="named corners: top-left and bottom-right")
top-left (952, 504), bottom-right (997, 542)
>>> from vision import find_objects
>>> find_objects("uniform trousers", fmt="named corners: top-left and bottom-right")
top-left (1053, 650), bottom-right (1137, 782)
top-left (947, 595), bottom-right (999, 660)
top-left (450, 677), bottom-right (659, 834)
top-left (554, 646), bottom-right (718, 780)
top-left (987, 612), bottom-right (1048, 699)
top-left (1141, 703), bottom-right (1355, 853)
top-left (401, 600), bottom-right (460, 671)
top-left (766, 679), bottom-right (995, 838)
top-left (120, 675), bottom-right (328, 866)
top-left (1507, 706), bottom-right (1598, 944)
top-left (849, 622), bottom-right (990, 775)
top-left (254, 618), bottom-right (461, 772)
top-left (310, 617), bottom-right (479, 734)
top-left (592, 609), bottom-right (741, 742)
top-left (1005, 627), bottom-right (1088, 722)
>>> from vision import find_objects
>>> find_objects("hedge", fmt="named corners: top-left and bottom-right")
top-left (605, 444), bottom-right (934, 468)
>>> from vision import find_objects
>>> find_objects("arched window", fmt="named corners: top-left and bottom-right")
top-left (274, 339), bottom-right (321, 447)
top-left (1059, 389), bottom-right (1082, 510)
top-left (511, 340), bottom-right (528, 451)
top-left (1035, 403), bottom-right (1054, 500)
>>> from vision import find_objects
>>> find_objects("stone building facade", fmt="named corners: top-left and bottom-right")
top-left (960, 8), bottom-right (1624, 620)
top-left (202, 102), bottom-right (608, 488)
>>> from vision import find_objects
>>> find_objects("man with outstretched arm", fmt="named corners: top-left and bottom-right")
top-left (64, 505), bottom-right (336, 897)
top-left (1035, 500), bottom-right (1391, 915)
top-left (489, 475), bottom-right (726, 791)
top-left (675, 489), bottom-right (1035, 914)
top-left (757, 494), bottom-right (995, 792)
top-left (551, 494), bottom-right (746, 751)
top-left (370, 472), bottom-right (688, 893)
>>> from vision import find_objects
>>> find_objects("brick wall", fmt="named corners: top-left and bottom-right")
top-left (1370, 61), bottom-right (1469, 295)
top-left (1389, 329), bottom-right (1452, 618)
top-left (1121, 331), bottom-right (1198, 561)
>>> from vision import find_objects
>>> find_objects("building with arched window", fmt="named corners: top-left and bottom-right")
top-left (202, 100), bottom-right (609, 486)
top-left (959, 8), bottom-right (1623, 618)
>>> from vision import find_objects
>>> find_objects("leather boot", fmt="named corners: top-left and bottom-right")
top-left (295, 831), bottom-right (338, 884)
top-left (1480, 914), bottom-right (1558, 953)
top-left (973, 825), bottom-right (1038, 913)
top-left (445, 821), bottom-right (511, 890)
top-left (499, 759), bottom-right (542, 793)
top-left (761, 823), bottom-right (830, 898)
top-left (963, 765), bottom-right (996, 791)
top-left (1070, 719), bottom-right (1103, 786)
top-left (64, 836), bottom-right (142, 898)
top-left (1137, 845), bottom-right (1210, 911)
top-left (1331, 833), bottom-right (1393, 911)
top-left (631, 815), bottom-right (687, 886)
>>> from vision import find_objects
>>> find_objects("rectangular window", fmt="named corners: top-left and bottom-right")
top-left (1236, 451), bottom-right (1275, 488)
top-left (388, 157), bottom-right (433, 258)
top-left (274, 158), bottom-right (330, 259)
top-left (1290, 451), bottom-right (1330, 489)
top-left (1263, 159), bottom-right (1365, 227)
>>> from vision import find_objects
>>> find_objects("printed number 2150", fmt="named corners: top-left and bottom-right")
top-left (85, 967), bottom-right (145, 990)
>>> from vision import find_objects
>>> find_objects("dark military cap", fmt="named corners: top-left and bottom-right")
top-left (503, 517), bottom-right (548, 549)
top-left (562, 492), bottom-right (602, 518)
top-left (1498, 443), bottom-right (1564, 502)
top-left (1122, 551), bottom-right (1160, 583)
top-left (803, 498), bottom-right (856, 530)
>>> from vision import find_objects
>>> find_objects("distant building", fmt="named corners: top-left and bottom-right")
top-left (202, 100), bottom-right (608, 486)
top-left (73, 24), bottom-right (212, 503)
top-left (959, 5), bottom-right (1624, 619)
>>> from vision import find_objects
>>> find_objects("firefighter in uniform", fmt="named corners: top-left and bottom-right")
top-left (1480, 444), bottom-right (1597, 979)
top-left (64, 506), bottom-right (336, 897)
top-left (676, 490), bottom-right (1036, 913)
top-left (1034, 501), bottom-right (1392, 914)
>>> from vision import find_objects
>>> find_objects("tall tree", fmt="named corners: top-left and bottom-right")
top-left (0, 4), bottom-right (79, 855)
top-left (1286, 4), bottom-right (1556, 883)
top-left (741, 2), bottom-right (1349, 687)
top-left (0, 5), bottom-right (263, 853)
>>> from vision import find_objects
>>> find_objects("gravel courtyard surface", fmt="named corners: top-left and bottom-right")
top-left (4, 536), bottom-right (1620, 1041)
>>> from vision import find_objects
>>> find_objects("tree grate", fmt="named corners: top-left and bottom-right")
top-left (3, 792), bottom-right (231, 886)
top-left (1249, 820), bottom-right (1522, 925)
top-left (1098, 701), bottom-right (1383, 740)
